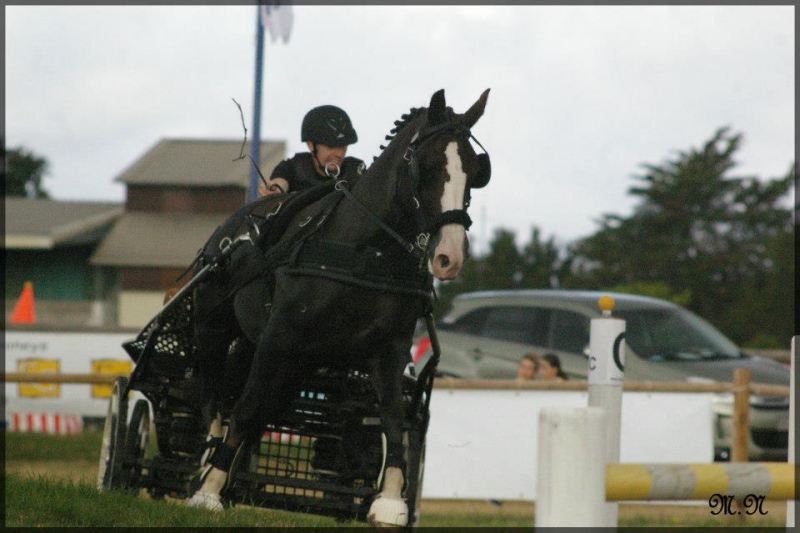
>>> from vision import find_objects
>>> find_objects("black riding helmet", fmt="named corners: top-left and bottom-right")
top-left (301, 105), bottom-right (358, 147)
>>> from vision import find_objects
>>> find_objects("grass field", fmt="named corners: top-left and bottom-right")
top-left (4, 431), bottom-right (789, 527)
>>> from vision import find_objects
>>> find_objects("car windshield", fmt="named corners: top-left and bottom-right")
top-left (615, 307), bottom-right (742, 362)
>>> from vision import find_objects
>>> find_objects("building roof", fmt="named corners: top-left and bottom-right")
top-left (89, 211), bottom-right (230, 268)
top-left (4, 198), bottom-right (124, 249)
top-left (115, 138), bottom-right (286, 188)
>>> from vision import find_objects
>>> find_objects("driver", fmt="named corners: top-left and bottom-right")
top-left (259, 104), bottom-right (365, 196)
top-left (192, 106), bottom-right (365, 491)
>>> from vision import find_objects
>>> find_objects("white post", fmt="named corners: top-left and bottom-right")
top-left (787, 336), bottom-right (796, 528)
top-left (536, 407), bottom-right (607, 527)
top-left (587, 295), bottom-right (625, 527)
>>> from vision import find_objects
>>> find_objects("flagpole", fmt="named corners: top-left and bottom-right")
top-left (248, 5), bottom-right (265, 202)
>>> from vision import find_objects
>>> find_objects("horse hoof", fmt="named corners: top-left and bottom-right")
top-left (187, 491), bottom-right (224, 512)
top-left (367, 496), bottom-right (408, 527)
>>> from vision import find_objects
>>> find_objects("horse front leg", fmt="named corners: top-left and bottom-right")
top-left (368, 342), bottom-right (411, 527)
top-left (189, 325), bottom-right (296, 512)
top-left (190, 338), bottom-right (256, 510)
top-left (191, 290), bottom-right (240, 483)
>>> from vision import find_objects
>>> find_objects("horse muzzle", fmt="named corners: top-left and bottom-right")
top-left (428, 224), bottom-right (466, 281)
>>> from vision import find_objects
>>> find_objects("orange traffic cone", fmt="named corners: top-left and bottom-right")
top-left (10, 281), bottom-right (36, 324)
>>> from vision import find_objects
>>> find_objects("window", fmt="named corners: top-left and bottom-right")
top-left (481, 306), bottom-right (549, 345)
top-left (549, 309), bottom-right (590, 354)
top-left (615, 308), bottom-right (740, 361)
top-left (446, 308), bottom-right (490, 335)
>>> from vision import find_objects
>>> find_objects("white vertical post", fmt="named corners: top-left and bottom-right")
top-left (536, 407), bottom-right (607, 527)
top-left (787, 336), bottom-right (796, 528)
top-left (587, 295), bottom-right (625, 527)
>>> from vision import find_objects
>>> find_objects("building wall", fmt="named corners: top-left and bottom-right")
top-left (120, 267), bottom-right (190, 291)
top-left (116, 266), bottom-right (191, 328)
top-left (118, 291), bottom-right (165, 328)
top-left (112, 181), bottom-right (250, 328)
top-left (4, 298), bottom-right (117, 327)
top-left (126, 186), bottom-right (245, 214)
top-left (5, 248), bottom-right (108, 301)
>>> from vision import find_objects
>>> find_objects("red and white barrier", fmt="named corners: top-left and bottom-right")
top-left (265, 431), bottom-right (302, 444)
top-left (7, 412), bottom-right (84, 434)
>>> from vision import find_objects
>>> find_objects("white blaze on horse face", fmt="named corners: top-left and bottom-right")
top-left (430, 141), bottom-right (467, 281)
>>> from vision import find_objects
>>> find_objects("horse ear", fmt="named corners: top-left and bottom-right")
top-left (463, 88), bottom-right (490, 129)
top-left (428, 89), bottom-right (447, 125)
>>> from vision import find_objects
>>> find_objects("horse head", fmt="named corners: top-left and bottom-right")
top-left (409, 88), bottom-right (491, 281)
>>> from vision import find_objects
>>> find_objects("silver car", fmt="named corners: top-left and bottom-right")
top-left (413, 289), bottom-right (790, 461)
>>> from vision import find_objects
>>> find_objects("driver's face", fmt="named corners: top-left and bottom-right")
top-left (308, 142), bottom-right (347, 176)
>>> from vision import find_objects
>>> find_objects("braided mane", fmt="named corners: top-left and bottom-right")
top-left (373, 107), bottom-right (427, 162)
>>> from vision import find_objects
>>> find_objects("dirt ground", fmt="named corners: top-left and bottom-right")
top-left (8, 460), bottom-right (789, 527)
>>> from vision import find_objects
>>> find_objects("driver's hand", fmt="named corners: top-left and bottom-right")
top-left (259, 178), bottom-right (289, 197)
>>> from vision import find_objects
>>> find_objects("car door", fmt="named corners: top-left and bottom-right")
top-left (433, 307), bottom-right (491, 377)
top-left (544, 307), bottom-right (593, 379)
top-left (469, 305), bottom-right (551, 378)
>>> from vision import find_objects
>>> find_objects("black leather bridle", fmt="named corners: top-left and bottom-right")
top-left (332, 121), bottom-right (490, 266)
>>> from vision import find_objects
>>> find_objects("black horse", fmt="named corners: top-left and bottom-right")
top-left (188, 89), bottom-right (491, 526)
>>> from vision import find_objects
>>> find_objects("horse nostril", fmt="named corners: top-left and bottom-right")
top-left (439, 255), bottom-right (450, 268)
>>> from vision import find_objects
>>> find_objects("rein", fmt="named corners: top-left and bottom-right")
top-left (332, 173), bottom-right (426, 262)
top-left (325, 165), bottom-right (428, 268)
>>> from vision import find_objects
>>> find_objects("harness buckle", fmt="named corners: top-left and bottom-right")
top-left (403, 147), bottom-right (414, 162)
top-left (264, 201), bottom-right (283, 220)
top-left (416, 233), bottom-right (430, 251)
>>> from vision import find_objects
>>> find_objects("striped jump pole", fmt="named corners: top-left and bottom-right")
top-left (787, 336), bottom-right (796, 528)
top-left (606, 463), bottom-right (795, 501)
top-left (537, 335), bottom-right (796, 527)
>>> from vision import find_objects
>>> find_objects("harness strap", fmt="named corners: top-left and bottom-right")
top-left (430, 209), bottom-right (473, 232)
top-left (398, 150), bottom-right (430, 250)
top-left (404, 122), bottom-right (479, 237)
top-left (333, 178), bottom-right (425, 260)
top-left (207, 190), bottom-right (346, 308)
top-left (293, 239), bottom-right (426, 281)
top-left (286, 266), bottom-right (434, 301)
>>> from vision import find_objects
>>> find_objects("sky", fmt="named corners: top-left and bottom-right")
top-left (5, 5), bottom-right (795, 254)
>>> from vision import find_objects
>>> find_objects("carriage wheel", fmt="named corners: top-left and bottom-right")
top-left (97, 377), bottom-right (129, 491)
top-left (121, 399), bottom-right (151, 491)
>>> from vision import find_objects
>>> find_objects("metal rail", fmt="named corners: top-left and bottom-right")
top-left (1, 373), bottom-right (789, 396)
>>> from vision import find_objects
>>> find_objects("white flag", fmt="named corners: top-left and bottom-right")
top-left (260, 2), bottom-right (294, 44)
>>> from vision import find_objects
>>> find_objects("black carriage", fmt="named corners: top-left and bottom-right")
top-left (96, 276), bottom-right (439, 526)
top-left (97, 88), bottom-right (491, 528)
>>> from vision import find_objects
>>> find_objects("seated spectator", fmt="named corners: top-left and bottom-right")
top-left (538, 353), bottom-right (568, 381)
top-left (516, 352), bottom-right (539, 381)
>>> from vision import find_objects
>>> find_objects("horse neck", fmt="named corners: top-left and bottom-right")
top-left (331, 114), bottom-right (426, 242)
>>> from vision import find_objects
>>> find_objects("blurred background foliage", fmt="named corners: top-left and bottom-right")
top-left (437, 127), bottom-right (795, 349)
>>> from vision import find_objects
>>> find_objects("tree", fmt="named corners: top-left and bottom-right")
top-left (570, 127), bottom-right (794, 345)
top-left (482, 228), bottom-right (525, 289)
top-left (521, 227), bottom-right (568, 288)
top-left (3, 140), bottom-right (51, 198)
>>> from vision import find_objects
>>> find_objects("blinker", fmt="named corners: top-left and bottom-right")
top-left (472, 153), bottom-right (491, 189)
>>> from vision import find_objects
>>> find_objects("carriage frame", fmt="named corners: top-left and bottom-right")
top-left (96, 242), bottom-right (440, 527)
